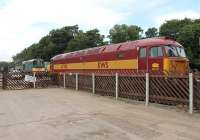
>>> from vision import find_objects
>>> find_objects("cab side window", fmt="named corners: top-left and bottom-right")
top-left (139, 48), bottom-right (146, 58)
top-left (150, 47), bottom-right (163, 57)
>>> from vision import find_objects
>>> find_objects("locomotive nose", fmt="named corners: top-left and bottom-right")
top-left (164, 58), bottom-right (189, 75)
top-left (169, 58), bottom-right (189, 75)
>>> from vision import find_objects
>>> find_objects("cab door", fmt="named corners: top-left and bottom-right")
top-left (148, 46), bottom-right (164, 72)
top-left (138, 47), bottom-right (148, 72)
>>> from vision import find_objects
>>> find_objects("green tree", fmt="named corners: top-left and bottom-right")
top-left (160, 18), bottom-right (200, 65)
top-left (13, 26), bottom-right (106, 65)
top-left (145, 27), bottom-right (158, 38)
top-left (13, 25), bottom-right (80, 63)
top-left (0, 62), bottom-right (14, 72)
top-left (12, 43), bottom-right (39, 63)
top-left (108, 24), bottom-right (143, 43)
top-left (0, 62), bottom-right (9, 72)
top-left (177, 23), bottom-right (200, 64)
top-left (66, 29), bottom-right (105, 52)
top-left (159, 18), bottom-right (192, 38)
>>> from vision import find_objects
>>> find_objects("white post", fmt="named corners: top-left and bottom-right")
top-left (92, 73), bottom-right (95, 94)
top-left (189, 73), bottom-right (194, 114)
top-left (33, 72), bottom-right (36, 88)
top-left (76, 73), bottom-right (78, 91)
top-left (63, 73), bottom-right (66, 88)
top-left (145, 73), bottom-right (149, 106)
top-left (115, 73), bottom-right (119, 100)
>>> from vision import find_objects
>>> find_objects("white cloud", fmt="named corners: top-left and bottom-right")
top-left (140, 0), bottom-right (166, 10)
top-left (154, 10), bottom-right (200, 26)
top-left (0, 0), bottom-right (200, 61)
top-left (0, 0), bottom-right (131, 61)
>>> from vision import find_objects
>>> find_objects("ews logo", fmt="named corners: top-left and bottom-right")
top-left (98, 61), bottom-right (109, 69)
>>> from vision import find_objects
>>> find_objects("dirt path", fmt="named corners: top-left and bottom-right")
top-left (0, 88), bottom-right (200, 140)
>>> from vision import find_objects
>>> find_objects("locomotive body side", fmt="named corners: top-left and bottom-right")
top-left (51, 43), bottom-right (138, 73)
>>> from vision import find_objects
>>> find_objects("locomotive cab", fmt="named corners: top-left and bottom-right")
top-left (138, 44), bottom-right (189, 75)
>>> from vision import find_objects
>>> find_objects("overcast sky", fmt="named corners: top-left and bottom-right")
top-left (0, 0), bottom-right (200, 61)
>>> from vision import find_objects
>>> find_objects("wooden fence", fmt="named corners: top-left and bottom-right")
top-left (64, 73), bottom-right (76, 89)
top-left (119, 75), bottom-right (146, 101)
top-left (34, 72), bottom-right (59, 88)
top-left (1, 71), bottom-right (200, 113)
top-left (149, 75), bottom-right (189, 105)
top-left (78, 74), bottom-right (92, 91)
top-left (59, 72), bottom-right (200, 113)
top-left (0, 73), bottom-right (3, 89)
top-left (194, 75), bottom-right (200, 108)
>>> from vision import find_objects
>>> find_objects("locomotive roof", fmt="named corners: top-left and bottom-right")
top-left (22, 59), bottom-right (43, 64)
top-left (52, 37), bottom-right (181, 61)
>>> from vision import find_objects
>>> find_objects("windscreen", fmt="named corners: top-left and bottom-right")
top-left (176, 47), bottom-right (186, 57)
top-left (165, 45), bottom-right (186, 57)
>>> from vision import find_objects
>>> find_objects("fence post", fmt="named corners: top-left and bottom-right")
top-left (33, 72), bottom-right (36, 88)
top-left (189, 73), bottom-right (194, 114)
top-left (115, 73), bottom-right (119, 100)
top-left (76, 73), bottom-right (78, 91)
top-left (92, 73), bottom-right (95, 94)
top-left (63, 73), bottom-right (66, 88)
top-left (145, 73), bottom-right (149, 106)
top-left (2, 72), bottom-right (7, 89)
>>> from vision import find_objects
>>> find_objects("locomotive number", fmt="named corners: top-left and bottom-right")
top-left (152, 63), bottom-right (159, 71)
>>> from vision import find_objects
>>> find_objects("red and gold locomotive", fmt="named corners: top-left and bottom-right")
top-left (50, 37), bottom-right (189, 75)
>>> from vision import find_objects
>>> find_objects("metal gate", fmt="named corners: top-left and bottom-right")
top-left (4, 72), bottom-right (33, 90)
top-left (3, 72), bottom-right (59, 90)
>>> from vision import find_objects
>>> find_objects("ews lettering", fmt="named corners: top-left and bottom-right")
top-left (98, 61), bottom-right (109, 69)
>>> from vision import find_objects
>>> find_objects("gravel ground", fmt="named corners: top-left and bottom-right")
top-left (0, 88), bottom-right (200, 140)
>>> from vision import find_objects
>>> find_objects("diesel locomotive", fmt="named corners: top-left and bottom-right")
top-left (50, 37), bottom-right (189, 75)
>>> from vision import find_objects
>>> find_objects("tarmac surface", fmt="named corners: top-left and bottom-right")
top-left (0, 88), bottom-right (200, 140)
